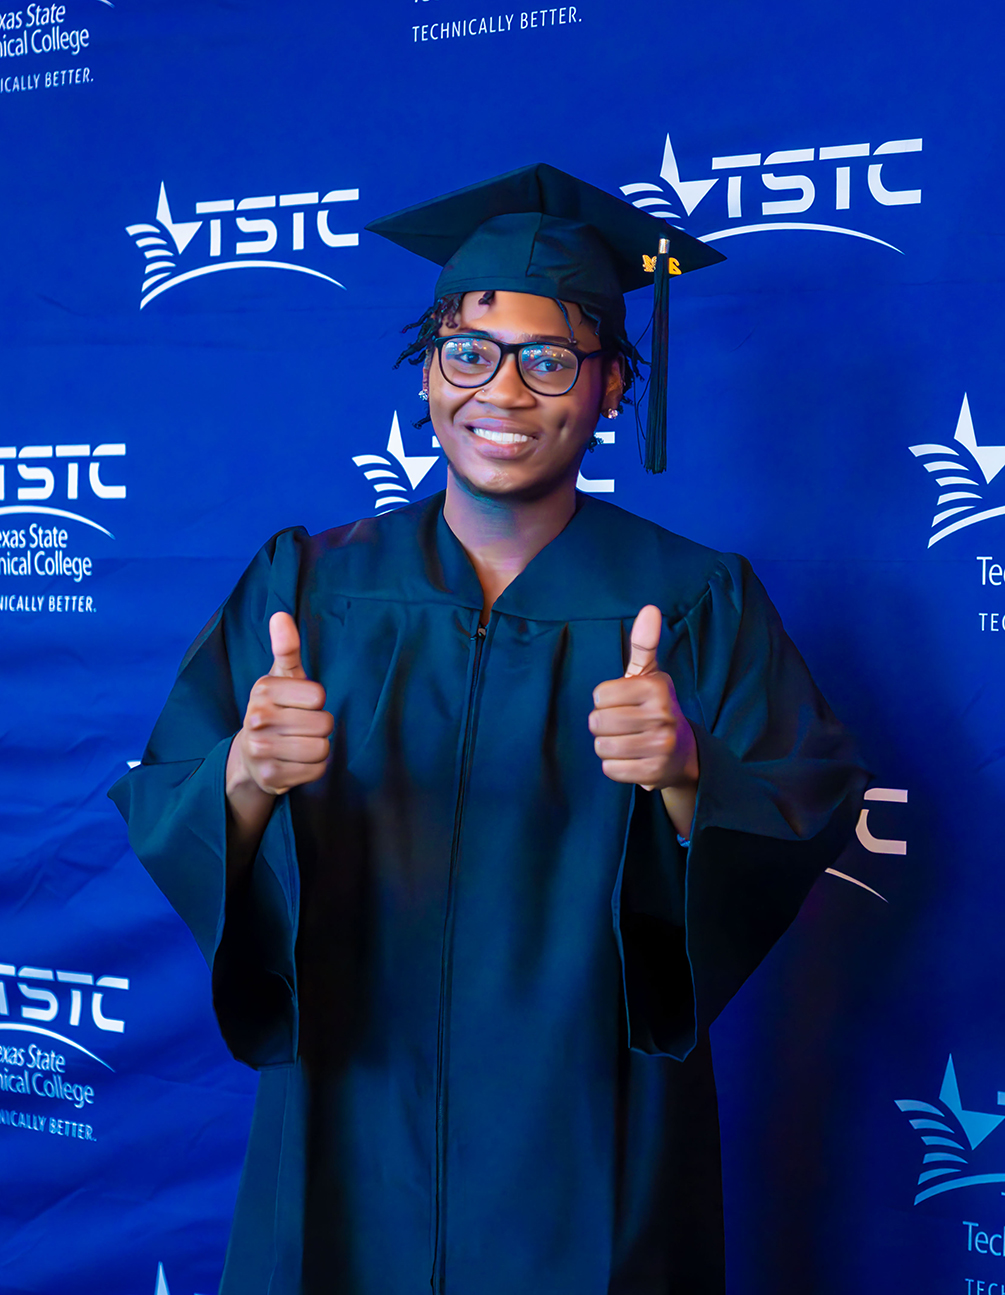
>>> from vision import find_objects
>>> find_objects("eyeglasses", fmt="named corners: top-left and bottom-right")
top-left (432, 333), bottom-right (605, 397)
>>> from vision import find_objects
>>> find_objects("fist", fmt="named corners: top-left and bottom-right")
top-left (230, 612), bottom-right (334, 796)
top-left (588, 604), bottom-right (698, 791)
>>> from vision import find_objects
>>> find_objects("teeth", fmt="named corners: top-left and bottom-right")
top-left (471, 427), bottom-right (531, 445)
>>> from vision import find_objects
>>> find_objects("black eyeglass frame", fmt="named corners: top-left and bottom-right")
top-left (430, 333), bottom-right (607, 397)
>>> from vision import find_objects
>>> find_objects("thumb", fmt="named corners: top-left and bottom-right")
top-left (268, 611), bottom-right (307, 679)
top-left (625, 604), bottom-right (663, 677)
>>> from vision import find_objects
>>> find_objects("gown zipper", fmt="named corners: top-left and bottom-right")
top-left (431, 620), bottom-right (487, 1293)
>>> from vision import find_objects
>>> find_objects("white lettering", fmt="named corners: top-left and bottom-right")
top-left (761, 172), bottom-right (815, 215)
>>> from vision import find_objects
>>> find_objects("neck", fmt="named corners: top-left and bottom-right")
top-left (443, 469), bottom-right (578, 620)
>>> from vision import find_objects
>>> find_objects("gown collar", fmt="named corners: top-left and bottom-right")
top-left (428, 490), bottom-right (647, 623)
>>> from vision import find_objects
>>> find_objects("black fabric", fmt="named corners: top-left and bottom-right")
top-left (365, 162), bottom-right (725, 329)
top-left (109, 492), bottom-right (866, 1294)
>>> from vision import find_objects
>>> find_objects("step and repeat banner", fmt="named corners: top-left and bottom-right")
top-left (1, 0), bottom-right (1003, 1291)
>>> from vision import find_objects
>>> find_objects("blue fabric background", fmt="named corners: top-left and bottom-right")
top-left (1, 0), bottom-right (1003, 1290)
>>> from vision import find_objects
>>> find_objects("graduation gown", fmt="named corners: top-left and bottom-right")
top-left (109, 492), bottom-right (866, 1295)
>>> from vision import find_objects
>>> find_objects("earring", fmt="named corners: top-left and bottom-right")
top-left (418, 390), bottom-right (429, 402)
top-left (603, 407), bottom-right (620, 419)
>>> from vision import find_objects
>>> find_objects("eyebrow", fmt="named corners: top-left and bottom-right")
top-left (457, 329), bottom-right (585, 346)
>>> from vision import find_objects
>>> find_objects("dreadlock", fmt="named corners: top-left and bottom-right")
top-left (395, 293), bottom-right (470, 427)
top-left (394, 293), bottom-right (467, 373)
top-left (394, 292), bottom-right (646, 430)
top-left (576, 303), bottom-right (644, 408)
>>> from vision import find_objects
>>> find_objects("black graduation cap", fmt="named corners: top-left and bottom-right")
top-left (366, 163), bottom-right (725, 473)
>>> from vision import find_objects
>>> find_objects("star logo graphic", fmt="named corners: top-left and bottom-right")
top-left (125, 182), bottom-right (350, 310)
top-left (353, 411), bottom-right (441, 514)
top-left (619, 129), bottom-right (918, 251)
top-left (154, 182), bottom-right (202, 255)
top-left (620, 133), bottom-right (718, 224)
top-left (151, 1262), bottom-right (209, 1295)
top-left (657, 133), bottom-right (719, 216)
top-left (896, 1055), bottom-right (1005, 1205)
top-left (909, 394), bottom-right (1005, 546)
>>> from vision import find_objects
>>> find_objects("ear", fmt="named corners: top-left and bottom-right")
top-left (602, 353), bottom-right (625, 413)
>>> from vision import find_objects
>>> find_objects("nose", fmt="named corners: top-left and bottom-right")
top-left (475, 353), bottom-right (536, 408)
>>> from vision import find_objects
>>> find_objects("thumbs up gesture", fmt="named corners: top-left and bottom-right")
top-left (229, 612), bottom-right (334, 798)
top-left (588, 605), bottom-right (699, 801)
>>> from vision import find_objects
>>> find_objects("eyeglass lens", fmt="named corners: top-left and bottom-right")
top-left (439, 337), bottom-right (581, 396)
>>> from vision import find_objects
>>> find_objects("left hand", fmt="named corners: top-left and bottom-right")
top-left (588, 605), bottom-right (699, 792)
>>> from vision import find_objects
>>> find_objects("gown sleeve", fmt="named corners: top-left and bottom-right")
top-left (107, 528), bottom-right (309, 1069)
top-left (616, 553), bottom-right (869, 1061)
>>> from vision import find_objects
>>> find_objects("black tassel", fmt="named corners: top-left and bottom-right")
top-left (644, 238), bottom-right (674, 474)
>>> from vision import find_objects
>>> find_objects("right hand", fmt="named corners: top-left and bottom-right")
top-left (228, 612), bottom-right (334, 797)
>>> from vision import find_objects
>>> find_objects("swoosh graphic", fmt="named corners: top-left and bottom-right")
top-left (140, 261), bottom-right (347, 309)
top-left (0, 506), bottom-right (114, 538)
top-left (699, 222), bottom-right (903, 253)
top-left (0, 1023), bottom-right (113, 1070)
top-left (914, 1172), bottom-right (1005, 1205)
top-left (929, 505), bottom-right (1005, 547)
top-left (825, 867), bottom-right (887, 903)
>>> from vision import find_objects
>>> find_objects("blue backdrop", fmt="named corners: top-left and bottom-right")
top-left (2, 1), bottom-right (1004, 1291)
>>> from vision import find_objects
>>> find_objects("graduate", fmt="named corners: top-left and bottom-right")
top-left (110, 163), bottom-right (868, 1295)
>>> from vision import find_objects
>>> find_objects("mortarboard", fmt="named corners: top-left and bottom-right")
top-left (366, 163), bottom-right (725, 473)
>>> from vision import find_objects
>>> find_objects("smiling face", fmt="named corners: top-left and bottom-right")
top-left (427, 290), bottom-right (623, 502)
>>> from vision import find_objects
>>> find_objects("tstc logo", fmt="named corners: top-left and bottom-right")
top-left (126, 181), bottom-right (360, 309)
top-left (621, 131), bottom-right (921, 253)
top-left (0, 441), bottom-right (125, 537)
top-left (910, 395), bottom-right (1005, 547)
top-left (352, 413), bottom-right (616, 512)
top-left (0, 440), bottom-right (124, 530)
top-left (0, 960), bottom-right (129, 1070)
top-left (896, 1055), bottom-right (1005, 1205)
